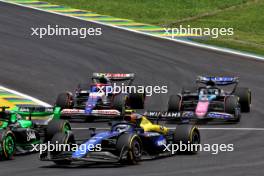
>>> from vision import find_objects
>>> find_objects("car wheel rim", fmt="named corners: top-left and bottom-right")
top-left (192, 132), bottom-right (200, 145)
top-left (4, 135), bottom-right (14, 156)
top-left (132, 140), bottom-right (141, 158)
top-left (63, 124), bottom-right (70, 133)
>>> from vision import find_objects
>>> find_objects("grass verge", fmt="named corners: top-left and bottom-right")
top-left (43, 0), bottom-right (264, 56)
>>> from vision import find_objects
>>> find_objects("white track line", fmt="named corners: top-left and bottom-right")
top-left (0, 85), bottom-right (51, 107)
top-left (199, 127), bottom-right (264, 131)
top-left (1, 0), bottom-right (264, 61)
top-left (72, 127), bottom-right (264, 131)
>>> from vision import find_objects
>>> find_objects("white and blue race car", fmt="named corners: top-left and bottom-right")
top-left (55, 73), bottom-right (145, 122)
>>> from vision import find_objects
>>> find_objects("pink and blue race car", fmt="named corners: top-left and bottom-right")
top-left (167, 76), bottom-right (251, 123)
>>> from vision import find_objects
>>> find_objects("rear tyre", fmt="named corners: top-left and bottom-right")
top-left (128, 93), bottom-right (145, 109)
top-left (234, 87), bottom-right (251, 112)
top-left (55, 92), bottom-right (73, 109)
top-left (225, 96), bottom-right (241, 122)
top-left (116, 133), bottom-right (142, 165)
top-left (45, 120), bottom-right (71, 141)
top-left (0, 130), bottom-right (15, 160)
top-left (112, 94), bottom-right (126, 115)
top-left (173, 125), bottom-right (200, 154)
top-left (50, 132), bottom-right (75, 165)
top-left (168, 95), bottom-right (182, 112)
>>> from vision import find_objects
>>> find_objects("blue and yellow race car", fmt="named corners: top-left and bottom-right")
top-left (40, 113), bottom-right (200, 165)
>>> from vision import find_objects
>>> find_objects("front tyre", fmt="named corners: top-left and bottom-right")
top-left (50, 132), bottom-right (75, 165)
top-left (225, 96), bottom-right (241, 122)
top-left (234, 87), bottom-right (251, 112)
top-left (173, 125), bottom-right (200, 154)
top-left (116, 133), bottom-right (142, 165)
top-left (168, 95), bottom-right (182, 112)
top-left (45, 120), bottom-right (71, 141)
top-left (0, 130), bottom-right (15, 160)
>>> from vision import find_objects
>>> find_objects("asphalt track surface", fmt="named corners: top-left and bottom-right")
top-left (1, 2), bottom-right (264, 176)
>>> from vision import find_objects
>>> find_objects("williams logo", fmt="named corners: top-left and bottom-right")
top-left (145, 111), bottom-right (181, 118)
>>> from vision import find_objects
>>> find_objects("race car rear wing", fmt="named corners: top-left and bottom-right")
top-left (196, 76), bottom-right (239, 86)
top-left (16, 105), bottom-right (54, 113)
top-left (60, 109), bottom-right (121, 117)
top-left (92, 73), bottom-right (135, 81)
top-left (13, 105), bottom-right (60, 121)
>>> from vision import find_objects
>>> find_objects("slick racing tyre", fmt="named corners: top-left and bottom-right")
top-left (128, 92), bottom-right (145, 109)
top-left (225, 96), bottom-right (241, 122)
top-left (234, 87), bottom-right (251, 112)
top-left (168, 95), bottom-right (182, 112)
top-left (116, 133), bottom-right (142, 165)
top-left (55, 92), bottom-right (73, 109)
top-left (113, 94), bottom-right (126, 115)
top-left (45, 120), bottom-right (71, 141)
top-left (0, 130), bottom-right (15, 160)
top-left (50, 132), bottom-right (75, 165)
top-left (173, 125), bottom-right (200, 154)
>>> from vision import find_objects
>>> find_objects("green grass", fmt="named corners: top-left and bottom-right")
top-left (183, 0), bottom-right (264, 55)
top-left (44, 0), bottom-right (247, 24)
top-left (43, 0), bottom-right (264, 56)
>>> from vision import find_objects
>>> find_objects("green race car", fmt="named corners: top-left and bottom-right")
top-left (0, 105), bottom-right (71, 160)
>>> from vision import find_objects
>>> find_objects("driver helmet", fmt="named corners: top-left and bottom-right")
top-left (206, 88), bottom-right (219, 95)
top-left (128, 113), bottom-right (142, 123)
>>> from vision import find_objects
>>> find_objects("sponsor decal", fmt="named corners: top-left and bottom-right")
top-left (94, 73), bottom-right (134, 78)
top-left (27, 130), bottom-right (36, 141)
top-left (182, 111), bottom-right (194, 118)
top-left (157, 139), bottom-right (167, 146)
top-left (143, 132), bottom-right (161, 137)
top-left (61, 109), bottom-right (85, 114)
top-left (92, 110), bottom-right (120, 115)
top-left (146, 111), bottom-right (181, 118)
top-left (207, 112), bottom-right (232, 119)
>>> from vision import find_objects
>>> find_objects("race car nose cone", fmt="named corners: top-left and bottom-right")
top-left (85, 107), bottom-right (93, 114)
top-left (195, 101), bottom-right (209, 117)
